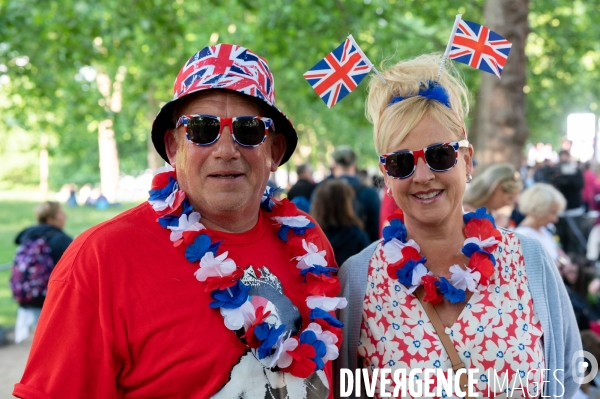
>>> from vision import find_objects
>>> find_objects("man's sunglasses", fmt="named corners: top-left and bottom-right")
top-left (380, 140), bottom-right (469, 179)
top-left (175, 114), bottom-right (274, 147)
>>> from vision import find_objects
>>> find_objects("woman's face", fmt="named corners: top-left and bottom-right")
top-left (380, 115), bottom-right (473, 228)
top-left (535, 202), bottom-right (561, 226)
top-left (486, 185), bottom-right (518, 211)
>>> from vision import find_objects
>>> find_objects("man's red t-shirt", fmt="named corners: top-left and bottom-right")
top-left (13, 202), bottom-right (337, 398)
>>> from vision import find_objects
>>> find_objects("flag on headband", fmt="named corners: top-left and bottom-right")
top-left (304, 35), bottom-right (373, 108)
top-left (448, 19), bottom-right (512, 79)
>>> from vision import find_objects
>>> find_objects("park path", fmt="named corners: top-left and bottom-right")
top-left (0, 336), bottom-right (30, 399)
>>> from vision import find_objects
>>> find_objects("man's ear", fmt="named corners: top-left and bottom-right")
top-left (269, 133), bottom-right (287, 172)
top-left (164, 129), bottom-right (178, 166)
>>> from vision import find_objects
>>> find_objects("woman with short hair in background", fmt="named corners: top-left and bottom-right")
top-left (514, 183), bottom-right (566, 264)
top-left (310, 178), bottom-right (370, 266)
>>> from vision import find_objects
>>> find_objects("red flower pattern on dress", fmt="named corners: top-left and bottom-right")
top-left (358, 230), bottom-right (545, 399)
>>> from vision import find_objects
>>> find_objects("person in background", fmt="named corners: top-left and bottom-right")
top-left (514, 183), bottom-right (566, 264)
top-left (581, 162), bottom-right (597, 212)
top-left (579, 330), bottom-right (600, 399)
top-left (330, 145), bottom-right (381, 242)
top-left (12, 201), bottom-right (72, 343)
top-left (338, 52), bottom-right (580, 398)
top-left (310, 179), bottom-right (369, 266)
top-left (463, 163), bottom-right (523, 228)
top-left (533, 159), bottom-right (554, 183)
top-left (550, 150), bottom-right (586, 255)
top-left (287, 163), bottom-right (315, 212)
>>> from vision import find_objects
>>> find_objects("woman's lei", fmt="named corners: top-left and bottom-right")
top-left (382, 207), bottom-right (501, 304)
top-left (148, 165), bottom-right (346, 378)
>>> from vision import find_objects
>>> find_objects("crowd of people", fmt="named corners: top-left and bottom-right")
top-left (8, 42), bottom-right (598, 398)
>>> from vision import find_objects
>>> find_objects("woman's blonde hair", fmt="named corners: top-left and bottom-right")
top-left (518, 183), bottom-right (566, 218)
top-left (366, 53), bottom-right (470, 154)
top-left (463, 163), bottom-right (523, 208)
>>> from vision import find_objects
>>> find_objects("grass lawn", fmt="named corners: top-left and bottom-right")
top-left (0, 198), bottom-right (141, 327)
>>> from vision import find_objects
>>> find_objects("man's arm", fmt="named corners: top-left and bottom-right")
top-left (13, 276), bottom-right (122, 398)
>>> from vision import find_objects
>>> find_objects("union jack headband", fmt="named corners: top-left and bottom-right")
top-left (388, 81), bottom-right (450, 109)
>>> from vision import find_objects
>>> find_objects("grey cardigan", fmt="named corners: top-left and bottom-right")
top-left (337, 232), bottom-right (582, 398)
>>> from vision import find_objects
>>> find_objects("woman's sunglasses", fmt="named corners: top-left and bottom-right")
top-left (380, 140), bottom-right (469, 179)
top-left (175, 114), bottom-right (274, 147)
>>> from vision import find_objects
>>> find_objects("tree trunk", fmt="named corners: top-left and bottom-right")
top-left (98, 119), bottom-right (120, 203)
top-left (146, 85), bottom-right (165, 172)
top-left (39, 133), bottom-right (49, 200)
top-left (469, 0), bottom-right (530, 168)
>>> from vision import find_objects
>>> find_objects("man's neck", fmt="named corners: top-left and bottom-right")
top-left (199, 210), bottom-right (260, 233)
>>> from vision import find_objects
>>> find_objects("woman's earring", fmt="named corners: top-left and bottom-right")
top-left (466, 174), bottom-right (473, 183)
top-left (386, 187), bottom-right (393, 198)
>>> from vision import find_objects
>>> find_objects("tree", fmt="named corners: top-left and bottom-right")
top-left (2, 0), bottom-right (600, 191)
top-left (469, 0), bottom-right (530, 167)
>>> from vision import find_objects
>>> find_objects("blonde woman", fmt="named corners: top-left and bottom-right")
top-left (463, 163), bottom-right (523, 227)
top-left (337, 54), bottom-right (580, 398)
top-left (514, 183), bottom-right (566, 263)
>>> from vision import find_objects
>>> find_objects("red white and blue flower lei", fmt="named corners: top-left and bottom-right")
top-left (148, 165), bottom-right (347, 378)
top-left (382, 207), bottom-right (501, 304)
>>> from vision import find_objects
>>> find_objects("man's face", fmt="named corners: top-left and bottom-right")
top-left (165, 90), bottom-right (286, 229)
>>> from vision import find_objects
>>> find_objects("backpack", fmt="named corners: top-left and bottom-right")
top-left (10, 237), bottom-right (55, 306)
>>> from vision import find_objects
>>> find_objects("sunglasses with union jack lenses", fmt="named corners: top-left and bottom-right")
top-left (175, 114), bottom-right (274, 147)
top-left (380, 140), bottom-right (469, 179)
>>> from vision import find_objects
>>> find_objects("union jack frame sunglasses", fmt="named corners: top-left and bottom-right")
top-left (380, 140), bottom-right (470, 179)
top-left (175, 114), bottom-right (274, 148)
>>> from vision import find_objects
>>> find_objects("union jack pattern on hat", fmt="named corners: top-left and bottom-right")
top-left (151, 44), bottom-right (297, 165)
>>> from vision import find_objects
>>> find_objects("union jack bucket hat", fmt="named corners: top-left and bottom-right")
top-left (151, 44), bottom-right (297, 164)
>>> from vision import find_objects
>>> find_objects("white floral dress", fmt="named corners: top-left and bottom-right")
top-left (357, 230), bottom-right (545, 398)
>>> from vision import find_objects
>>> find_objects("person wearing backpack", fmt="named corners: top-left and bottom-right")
top-left (11, 201), bottom-right (72, 343)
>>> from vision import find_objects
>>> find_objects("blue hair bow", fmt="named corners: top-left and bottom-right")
top-left (388, 80), bottom-right (451, 108)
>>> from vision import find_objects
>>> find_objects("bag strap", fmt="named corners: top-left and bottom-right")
top-left (415, 287), bottom-right (472, 399)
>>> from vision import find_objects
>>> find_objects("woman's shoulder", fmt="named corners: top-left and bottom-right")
top-left (500, 227), bottom-right (543, 252)
top-left (339, 241), bottom-right (381, 272)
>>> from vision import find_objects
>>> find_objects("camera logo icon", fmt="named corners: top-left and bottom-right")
top-left (571, 350), bottom-right (598, 384)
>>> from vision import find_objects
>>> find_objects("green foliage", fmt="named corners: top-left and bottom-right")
top-left (1, 0), bottom-right (599, 189)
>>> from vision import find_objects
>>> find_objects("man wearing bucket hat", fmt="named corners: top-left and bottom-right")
top-left (14, 44), bottom-right (342, 399)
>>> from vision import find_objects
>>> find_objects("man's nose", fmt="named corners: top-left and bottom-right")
top-left (211, 124), bottom-right (239, 159)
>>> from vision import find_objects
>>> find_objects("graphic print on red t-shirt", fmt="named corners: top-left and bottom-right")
top-left (213, 266), bottom-right (329, 398)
